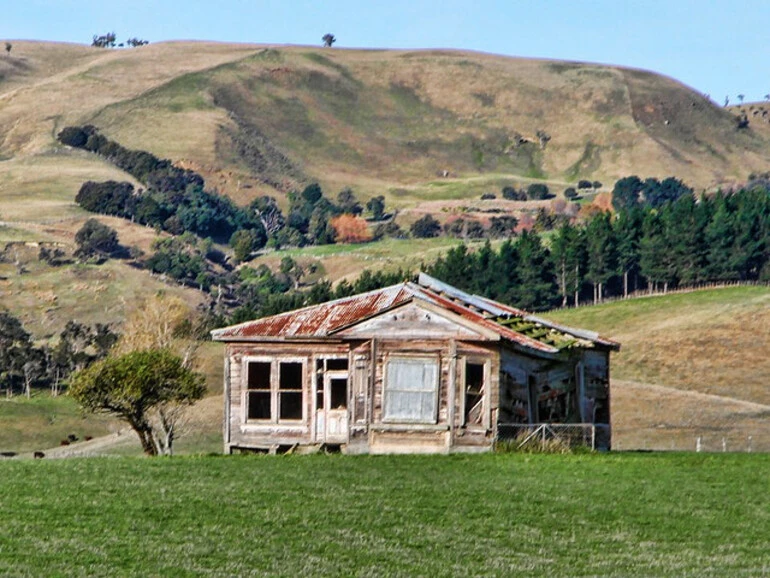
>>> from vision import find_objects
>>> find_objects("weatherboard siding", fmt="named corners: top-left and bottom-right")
top-left (214, 275), bottom-right (618, 454)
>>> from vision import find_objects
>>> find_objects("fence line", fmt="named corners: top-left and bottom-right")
top-left (544, 280), bottom-right (770, 314)
top-left (497, 423), bottom-right (604, 451)
top-left (613, 432), bottom-right (767, 453)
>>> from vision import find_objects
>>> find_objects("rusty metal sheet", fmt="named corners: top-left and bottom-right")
top-left (212, 284), bottom-right (423, 340)
top-left (211, 275), bottom-right (620, 354)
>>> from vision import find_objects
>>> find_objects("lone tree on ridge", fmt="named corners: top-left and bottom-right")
top-left (322, 33), bottom-right (336, 47)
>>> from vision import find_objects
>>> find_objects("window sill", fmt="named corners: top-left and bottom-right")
top-left (371, 423), bottom-right (449, 432)
top-left (241, 422), bottom-right (308, 433)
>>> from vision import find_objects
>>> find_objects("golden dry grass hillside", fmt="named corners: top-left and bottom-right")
top-left (547, 286), bottom-right (770, 451)
top-left (2, 41), bottom-right (769, 220)
top-left (1, 42), bottom-right (768, 455)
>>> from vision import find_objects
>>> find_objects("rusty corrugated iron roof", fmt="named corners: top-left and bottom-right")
top-left (211, 273), bottom-right (620, 352)
top-left (211, 283), bottom-right (424, 341)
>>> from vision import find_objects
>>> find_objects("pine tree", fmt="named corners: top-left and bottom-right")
top-left (585, 212), bottom-right (617, 303)
top-left (494, 239), bottom-right (521, 306)
top-left (551, 222), bottom-right (586, 306)
top-left (614, 207), bottom-right (642, 297)
top-left (704, 192), bottom-right (738, 280)
top-left (665, 195), bottom-right (707, 285)
top-left (639, 210), bottom-right (675, 292)
top-left (512, 231), bottom-right (557, 310)
top-left (730, 189), bottom-right (769, 280)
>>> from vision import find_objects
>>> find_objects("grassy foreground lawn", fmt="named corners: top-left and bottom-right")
top-left (1, 453), bottom-right (768, 576)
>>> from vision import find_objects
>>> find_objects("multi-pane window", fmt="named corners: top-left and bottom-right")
top-left (383, 356), bottom-right (439, 423)
top-left (246, 359), bottom-right (304, 422)
top-left (279, 362), bottom-right (303, 420)
top-left (247, 362), bottom-right (271, 420)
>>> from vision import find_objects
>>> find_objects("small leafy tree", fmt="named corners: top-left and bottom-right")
top-left (4, 42), bottom-right (11, 55)
top-left (250, 196), bottom-right (286, 236)
top-left (0, 311), bottom-right (37, 397)
top-left (366, 195), bottom-right (386, 220)
top-left (611, 175), bottom-right (644, 212)
top-left (410, 214), bottom-right (441, 238)
top-left (526, 183), bottom-right (553, 200)
top-left (502, 186), bottom-right (526, 201)
top-left (488, 216), bottom-right (519, 238)
top-left (279, 257), bottom-right (305, 290)
top-left (336, 188), bottom-right (362, 215)
top-left (330, 214), bottom-right (371, 243)
top-left (74, 219), bottom-right (120, 260)
top-left (230, 228), bottom-right (263, 263)
top-left (70, 349), bottom-right (205, 456)
top-left (322, 33), bottom-right (336, 47)
top-left (92, 32), bottom-right (117, 48)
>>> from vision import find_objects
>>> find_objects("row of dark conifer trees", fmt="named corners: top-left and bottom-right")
top-left (427, 187), bottom-right (769, 311)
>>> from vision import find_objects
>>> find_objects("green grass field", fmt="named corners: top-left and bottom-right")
top-left (0, 394), bottom-right (116, 453)
top-left (1, 453), bottom-right (768, 576)
top-left (545, 285), bottom-right (770, 402)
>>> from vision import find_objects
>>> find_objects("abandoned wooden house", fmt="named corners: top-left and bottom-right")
top-left (211, 273), bottom-right (620, 454)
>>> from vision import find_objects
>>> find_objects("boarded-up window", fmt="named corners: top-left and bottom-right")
top-left (383, 357), bottom-right (439, 423)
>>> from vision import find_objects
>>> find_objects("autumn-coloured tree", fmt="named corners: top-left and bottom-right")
top-left (330, 214), bottom-right (371, 243)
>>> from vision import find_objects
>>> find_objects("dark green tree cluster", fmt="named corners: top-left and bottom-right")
top-left (74, 219), bottom-right (122, 261)
top-left (410, 215), bottom-right (441, 238)
top-left (0, 312), bottom-right (117, 397)
top-left (427, 233), bottom-right (557, 311)
top-left (145, 234), bottom-right (218, 290)
top-left (252, 184), bottom-right (384, 250)
top-left (60, 126), bottom-right (384, 257)
top-left (612, 176), bottom-right (693, 212)
top-left (59, 126), bottom-right (264, 244)
top-left (427, 186), bottom-right (769, 311)
top-left (418, 215), bottom-right (521, 241)
top-left (91, 32), bottom-right (116, 48)
top-left (501, 183), bottom-right (555, 201)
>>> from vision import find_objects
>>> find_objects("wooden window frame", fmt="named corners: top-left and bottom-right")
top-left (243, 356), bottom-right (306, 425)
top-left (382, 354), bottom-right (440, 424)
top-left (461, 357), bottom-right (489, 428)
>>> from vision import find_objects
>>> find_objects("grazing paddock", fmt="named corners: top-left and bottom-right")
top-left (0, 453), bottom-right (768, 576)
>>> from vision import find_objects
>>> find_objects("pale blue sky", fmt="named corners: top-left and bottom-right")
top-left (2, 0), bottom-right (768, 103)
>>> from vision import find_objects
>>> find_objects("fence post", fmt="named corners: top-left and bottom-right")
top-left (748, 436), bottom-right (753, 453)
top-left (696, 437), bottom-right (702, 452)
top-left (722, 437), bottom-right (727, 453)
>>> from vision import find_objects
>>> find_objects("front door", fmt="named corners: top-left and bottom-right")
top-left (315, 360), bottom-right (349, 444)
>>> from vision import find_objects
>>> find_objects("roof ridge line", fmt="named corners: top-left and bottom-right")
top-left (211, 280), bottom-right (414, 337)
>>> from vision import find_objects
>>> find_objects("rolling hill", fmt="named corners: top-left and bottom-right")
top-left (1, 41), bottom-right (768, 454)
top-left (2, 41), bottom-right (769, 218)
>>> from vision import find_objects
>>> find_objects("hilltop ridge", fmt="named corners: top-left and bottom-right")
top-left (1, 41), bottom-right (768, 220)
